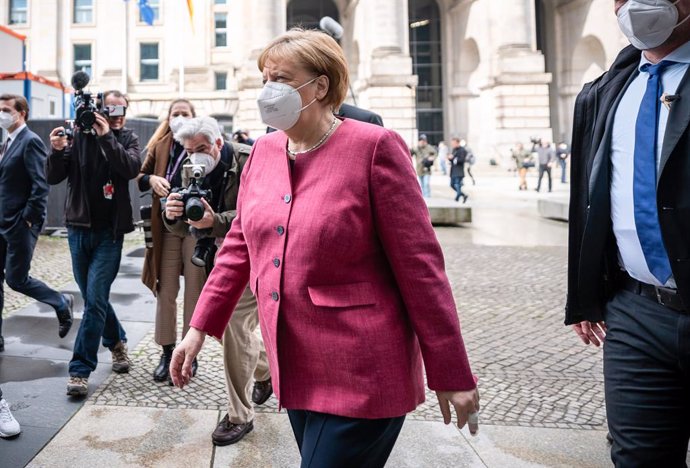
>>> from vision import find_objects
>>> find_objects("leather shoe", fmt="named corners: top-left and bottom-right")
top-left (211, 415), bottom-right (253, 446)
top-left (153, 344), bottom-right (174, 382)
top-left (252, 378), bottom-right (272, 405)
top-left (0, 336), bottom-right (4, 353)
top-left (57, 294), bottom-right (74, 338)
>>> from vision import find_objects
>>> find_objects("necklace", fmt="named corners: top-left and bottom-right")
top-left (287, 117), bottom-right (338, 157)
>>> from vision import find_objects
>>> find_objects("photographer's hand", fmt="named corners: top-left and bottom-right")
top-left (187, 198), bottom-right (216, 230)
top-left (49, 127), bottom-right (68, 151)
top-left (93, 112), bottom-right (111, 137)
top-left (150, 175), bottom-right (171, 198)
top-left (164, 192), bottom-right (184, 221)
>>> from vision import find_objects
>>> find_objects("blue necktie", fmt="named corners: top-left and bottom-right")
top-left (633, 60), bottom-right (675, 284)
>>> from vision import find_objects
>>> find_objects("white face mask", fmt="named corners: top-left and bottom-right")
top-left (190, 152), bottom-right (218, 172)
top-left (0, 111), bottom-right (17, 130)
top-left (256, 77), bottom-right (319, 131)
top-left (169, 116), bottom-right (190, 134)
top-left (617, 0), bottom-right (690, 50)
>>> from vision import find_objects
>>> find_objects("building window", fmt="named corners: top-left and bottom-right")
top-left (215, 13), bottom-right (227, 47)
top-left (73, 44), bottom-right (93, 76)
top-left (214, 0), bottom-right (227, 4)
top-left (49, 98), bottom-right (57, 116)
top-left (73, 0), bottom-right (93, 24)
top-left (215, 72), bottom-right (227, 91)
top-left (140, 43), bottom-right (159, 81)
top-left (140, 0), bottom-right (160, 23)
top-left (9, 0), bottom-right (28, 24)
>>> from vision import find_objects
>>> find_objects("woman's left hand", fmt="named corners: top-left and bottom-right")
top-left (436, 388), bottom-right (480, 435)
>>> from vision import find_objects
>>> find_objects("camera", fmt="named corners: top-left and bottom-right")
top-left (56, 126), bottom-right (75, 140)
top-left (140, 205), bottom-right (153, 249)
top-left (170, 164), bottom-right (212, 222)
top-left (70, 71), bottom-right (127, 134)
top-left (191, 237), bottom-right (217, 271)
top-left (530, 136), bottom-right (542, 145)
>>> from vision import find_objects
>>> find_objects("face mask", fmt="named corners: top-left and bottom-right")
top-left (0, 111), bottom-right (16, 130)
top-left (617, 0), bottom-right (690, 50)
top-left (190, 152), bottom-right (218, 172)
top-left (256, 77), bottom-right (319, 131)
top-left (169, 116), bottom-right (190, 134)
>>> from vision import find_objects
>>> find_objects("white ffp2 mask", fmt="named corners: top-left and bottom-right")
top-left (256, 77), bottom-right (319, 131)
top-left (617, 0), bottom-right (690, 50)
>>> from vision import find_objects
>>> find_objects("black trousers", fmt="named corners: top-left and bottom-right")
top-left (287, 409), bottom-right (405, 468)
top-left (536, 164), bottom-right (552, 192)
top-left (604, 290), bottom-right (690, 467)
top-left (0, 223), bottom-right (65, 336)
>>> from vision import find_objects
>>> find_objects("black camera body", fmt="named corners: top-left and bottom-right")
top-left (530, 136), bottom-right (542, 145)
top-left (171, 165), bottom-right (212, 222)
top-left (73, 89), bottom-right (105, 134)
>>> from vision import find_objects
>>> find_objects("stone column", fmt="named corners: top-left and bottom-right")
top-left (487, 0), bottom-right (553, 151)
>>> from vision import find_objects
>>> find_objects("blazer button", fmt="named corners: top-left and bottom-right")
top-left (276, 225), bottom-right (285, 235)
top-left (284, 194), bottom-right (292, 204)
top-left (271, 292), bottom-right (279, 301)
top-left (273, 258), bottom-right (280, 268)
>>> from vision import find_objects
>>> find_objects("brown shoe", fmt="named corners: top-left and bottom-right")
top-left (251, 378), bottom-right (272, 405)
top-left (110, 341), bottom-right (131, 374)
top-left (211, 414), bottom-right (253, 446)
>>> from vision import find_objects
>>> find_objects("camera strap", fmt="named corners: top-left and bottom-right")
top-left (216, 144), bottom-right (236, 213)
top-left (166, 144), bottom-right (187, 182)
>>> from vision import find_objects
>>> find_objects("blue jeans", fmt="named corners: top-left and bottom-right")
top-left (451, 176), bottom-right (466, 201)
top-left (67, 227), bottom-right (126, 377)
top-left (559, 158), bottom-right (567, 183)
top-left (418, 174), bottom-right (430, 197)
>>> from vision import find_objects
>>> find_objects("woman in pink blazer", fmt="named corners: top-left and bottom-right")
top-left (171, 29), bottom-right (479, 467)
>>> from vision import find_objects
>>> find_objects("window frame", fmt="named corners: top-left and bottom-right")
top-left (139, 42), bottom-right (160, 82)
top-left (8, 0), bottom-right (28, 25)
top-left (73, 43), bottom-right (94, 77)
top-left (72, 0), bottom-right (94, 25)
top-left (137, 0), bottom-right (161, 25)
top-left (214, 12), bottom-right (228, 48)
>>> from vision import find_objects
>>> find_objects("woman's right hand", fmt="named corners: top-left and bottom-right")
top-left (149, 175), bottom-right (171, 198)
top-left (170, 327), bottom-right (206, 389)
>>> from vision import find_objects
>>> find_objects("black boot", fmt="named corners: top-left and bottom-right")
top-left (153, 344), bottom-right (174, 382)
top-left (168, 357), bottom-right (198, 386)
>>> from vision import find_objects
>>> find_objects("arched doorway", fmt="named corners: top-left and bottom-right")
top-left (408, 0), bottom-right (443, 145)
top-left (287, 0), bottom-right (339, 30)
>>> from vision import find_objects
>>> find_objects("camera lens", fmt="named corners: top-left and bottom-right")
top-left (140, 205), bottom-right (153, 249)
top-left (185, 197), bottom-right (205, 222)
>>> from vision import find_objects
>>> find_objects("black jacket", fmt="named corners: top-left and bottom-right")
top-left (449, 146), bottom-right (467, 179)
top-left (47, 128), bottom-right (141, 235)
top-left (566, 44), bottom-right (690, 324)
top-left (0, 126), bottom-right (49, 234)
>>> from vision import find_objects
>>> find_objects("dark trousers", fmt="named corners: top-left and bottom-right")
top-left (0, 222), bottom-right (65, 336)
top-left (67, 227), bottom-right (126, 377)
top-left (451, 175), bottom-right (466, 201)
top-left (536, 164), bottom-right (552, 192)
top-left (287, 409), bottom-right (405, 468)
top-left (559, 158), bottom-right (567, 183)
top-left (604, 290), bottom-right (690, 467)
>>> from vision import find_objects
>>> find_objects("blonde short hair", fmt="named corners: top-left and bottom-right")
top-left (258, 28), bottom-right (349, 111)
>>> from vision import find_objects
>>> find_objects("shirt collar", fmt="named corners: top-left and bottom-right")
top-left (639, 39), bottom-right (690, 71)
top-left (8, 123), bottom-right (26, 141)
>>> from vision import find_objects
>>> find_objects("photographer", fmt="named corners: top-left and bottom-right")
top-left (164, 116), bottom-right (270, 445)
top-left (47, 90), bottom-right (140, 397)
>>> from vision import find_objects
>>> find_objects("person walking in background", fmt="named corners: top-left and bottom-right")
top-left (556, 141), bottom-right (570, 183)
top-left (0, 95), bottom-right (74, 353)
top-left (449, 137), bottom-right (469, 203)
top-left (170, 28), bottom-right (479, 467)
top-left (137, 98), bottom-right (203, 383)
top-left (437, 140), bottom-right (449, 176)
top-left (461, 138), bottom-right (476, 185)
top-left (567, 1), bottom-right (690, 465)
top-left (47, 90), bottom-right (140, 397)
top-left (535, 140), bottom-right (556, 193)
top-left (412, 134), bottom-right (437, 198)
top-left (511, 142), bottom-right (534, 191)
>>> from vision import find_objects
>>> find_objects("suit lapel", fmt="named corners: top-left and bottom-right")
top-left (0, 127), bottom-right (26, 170)
top-left (658, 65), bottom-right (690, 183)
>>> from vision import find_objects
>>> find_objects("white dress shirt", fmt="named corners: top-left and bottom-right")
top-left (610, 41), bottom-right (690, 288)
top-left (3, 122), bottom-right (26, 153)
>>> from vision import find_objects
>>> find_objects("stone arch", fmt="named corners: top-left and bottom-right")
top-left (570, 35), bottom-right (606, 87)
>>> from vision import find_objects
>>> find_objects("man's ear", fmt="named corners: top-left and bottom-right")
top-left (216, 137), bottom-right (224, 152)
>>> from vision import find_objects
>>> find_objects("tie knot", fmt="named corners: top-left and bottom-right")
top-left (641, 60), bottom-right (678, 77)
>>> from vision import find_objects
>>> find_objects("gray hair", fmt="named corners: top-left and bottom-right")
top-left (174, 116), bottom-right (221, 146)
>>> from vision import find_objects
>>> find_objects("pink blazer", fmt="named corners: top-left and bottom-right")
top-left (191, 118), bottom-right (475, 419)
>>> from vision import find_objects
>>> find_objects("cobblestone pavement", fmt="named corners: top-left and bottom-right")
top-left (90, 240), bottom-right (606, 431)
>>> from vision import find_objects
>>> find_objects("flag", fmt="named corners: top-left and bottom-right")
top-left (139, 0), bottom-right (154, 26)
top-left (186, 0), bottom-right (194, 31)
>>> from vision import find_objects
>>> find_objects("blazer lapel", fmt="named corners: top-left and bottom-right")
top-left (0, 128), bottom-right (25, 170)
top-left (658, 65), bottom-right (690, 183)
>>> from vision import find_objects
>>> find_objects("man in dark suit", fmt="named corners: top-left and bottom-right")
top-left (336, 103), bottom-right (383, 126)
top-left (0, 94), bottom-right (74, 352)
top-left (567, 2), bottom-right (690, 465)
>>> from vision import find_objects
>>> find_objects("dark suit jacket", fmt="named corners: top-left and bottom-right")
top-left (336, 103), bottom-right (384, 126)
top-left (0, 126), bottom-right (49, 234)
top-left (566, 44), bottom-right (690, 324)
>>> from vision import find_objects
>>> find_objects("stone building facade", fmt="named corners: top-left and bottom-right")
top-left (1, 0), bottom-right (628, 160)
